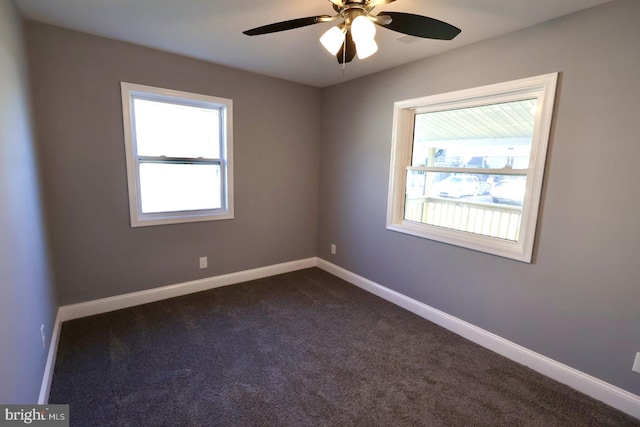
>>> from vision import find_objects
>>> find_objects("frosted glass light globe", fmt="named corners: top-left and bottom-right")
top-left (356, 38), bottom-right (378, 59)
top-left (320, 26), bottom-right (345, 56)
top-left (351, 15), bottom-right (376, 42)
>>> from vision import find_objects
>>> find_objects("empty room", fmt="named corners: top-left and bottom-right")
top-left (1, 0), bottom-right (639, 425)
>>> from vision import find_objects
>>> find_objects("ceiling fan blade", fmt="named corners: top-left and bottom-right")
top-left (376, 12), bottom-right (461, 40)
top-left (367, 0), bottom-right (396, 7)
top-left (243, 15), bottom-right (333, 36)
top-left (336, 30), bottom-right (356, 64)
top-left (371, 14), bottom-right (392, 26)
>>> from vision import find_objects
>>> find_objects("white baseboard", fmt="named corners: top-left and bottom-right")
top-left (58, 258), bottom-right (317, 322)
top-left (39, 256), bottom-right (640, 420)
top-left (316, 258), bottom-right (640, 420)
top-left (38, 310), bottom-right (62, 404)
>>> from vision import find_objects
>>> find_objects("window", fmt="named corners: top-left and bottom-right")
top-left (121, 83), bottom-right (233, 227)
top-left (387, 73), bottom-right (558, 262)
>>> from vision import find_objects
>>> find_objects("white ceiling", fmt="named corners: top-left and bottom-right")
top-left (15, 0), bottom-right (613, 87)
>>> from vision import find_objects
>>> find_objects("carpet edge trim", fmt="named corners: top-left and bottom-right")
top-left (316, 258), bottom-right (640, 420)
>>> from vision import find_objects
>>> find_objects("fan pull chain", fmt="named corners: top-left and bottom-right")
top-left (342, 35), bottom-right (347, 75)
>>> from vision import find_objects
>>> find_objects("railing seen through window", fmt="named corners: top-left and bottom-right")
top-left (404, 99), bottom-right (537, 242)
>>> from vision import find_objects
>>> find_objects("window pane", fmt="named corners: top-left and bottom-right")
top-left (404, 171), bottom-right (525, 241)
top-left (139, 163), bottom-right (222, 213)
top-left (411, 99), bottom-right (537, 169)
top-left (133, 98), bottom-right (220, 159)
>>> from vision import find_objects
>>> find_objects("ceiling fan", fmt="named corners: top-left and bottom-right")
top-left (243, 0), bottom-right (461, 64)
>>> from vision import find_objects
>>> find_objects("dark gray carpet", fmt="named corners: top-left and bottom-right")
top-left (49, 268), bottom-right (639, 426)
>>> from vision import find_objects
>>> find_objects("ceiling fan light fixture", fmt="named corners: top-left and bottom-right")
top-left (355, 37), bottom-right (378, 59)
top-left (320, 25), bottom-right (345, 55)
top-left (350, 15), bottom-right (376, 42)
top-left (351, 15), bottom-right (377, 59)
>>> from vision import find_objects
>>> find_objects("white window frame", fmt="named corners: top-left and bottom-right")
top-left (386, 73), bottom-right (558, 262)
top-left (121, 82), bottom-right (234, 227)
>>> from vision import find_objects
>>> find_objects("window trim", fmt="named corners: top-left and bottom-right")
top-left (386, 73), bottom-right (558, 262)
top-left (121, 82), bottom-right (234, 227)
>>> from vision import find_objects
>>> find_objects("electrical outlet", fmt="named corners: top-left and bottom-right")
top-left (633, 353), bottom-right (640, 374)
top-left (40, 324), bottom-right (46, 349)
top-left (199, 256), bottom-right (208, 269)
top-left (330, 244), bottom-right (336, 255)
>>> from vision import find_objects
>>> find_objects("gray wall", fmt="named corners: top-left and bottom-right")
top-left (317, 0), bottom-right (640, 395)
top-left (26, 22), bottom-right (321, 305)
top-left (0, 0), bottom-right (57, 403)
